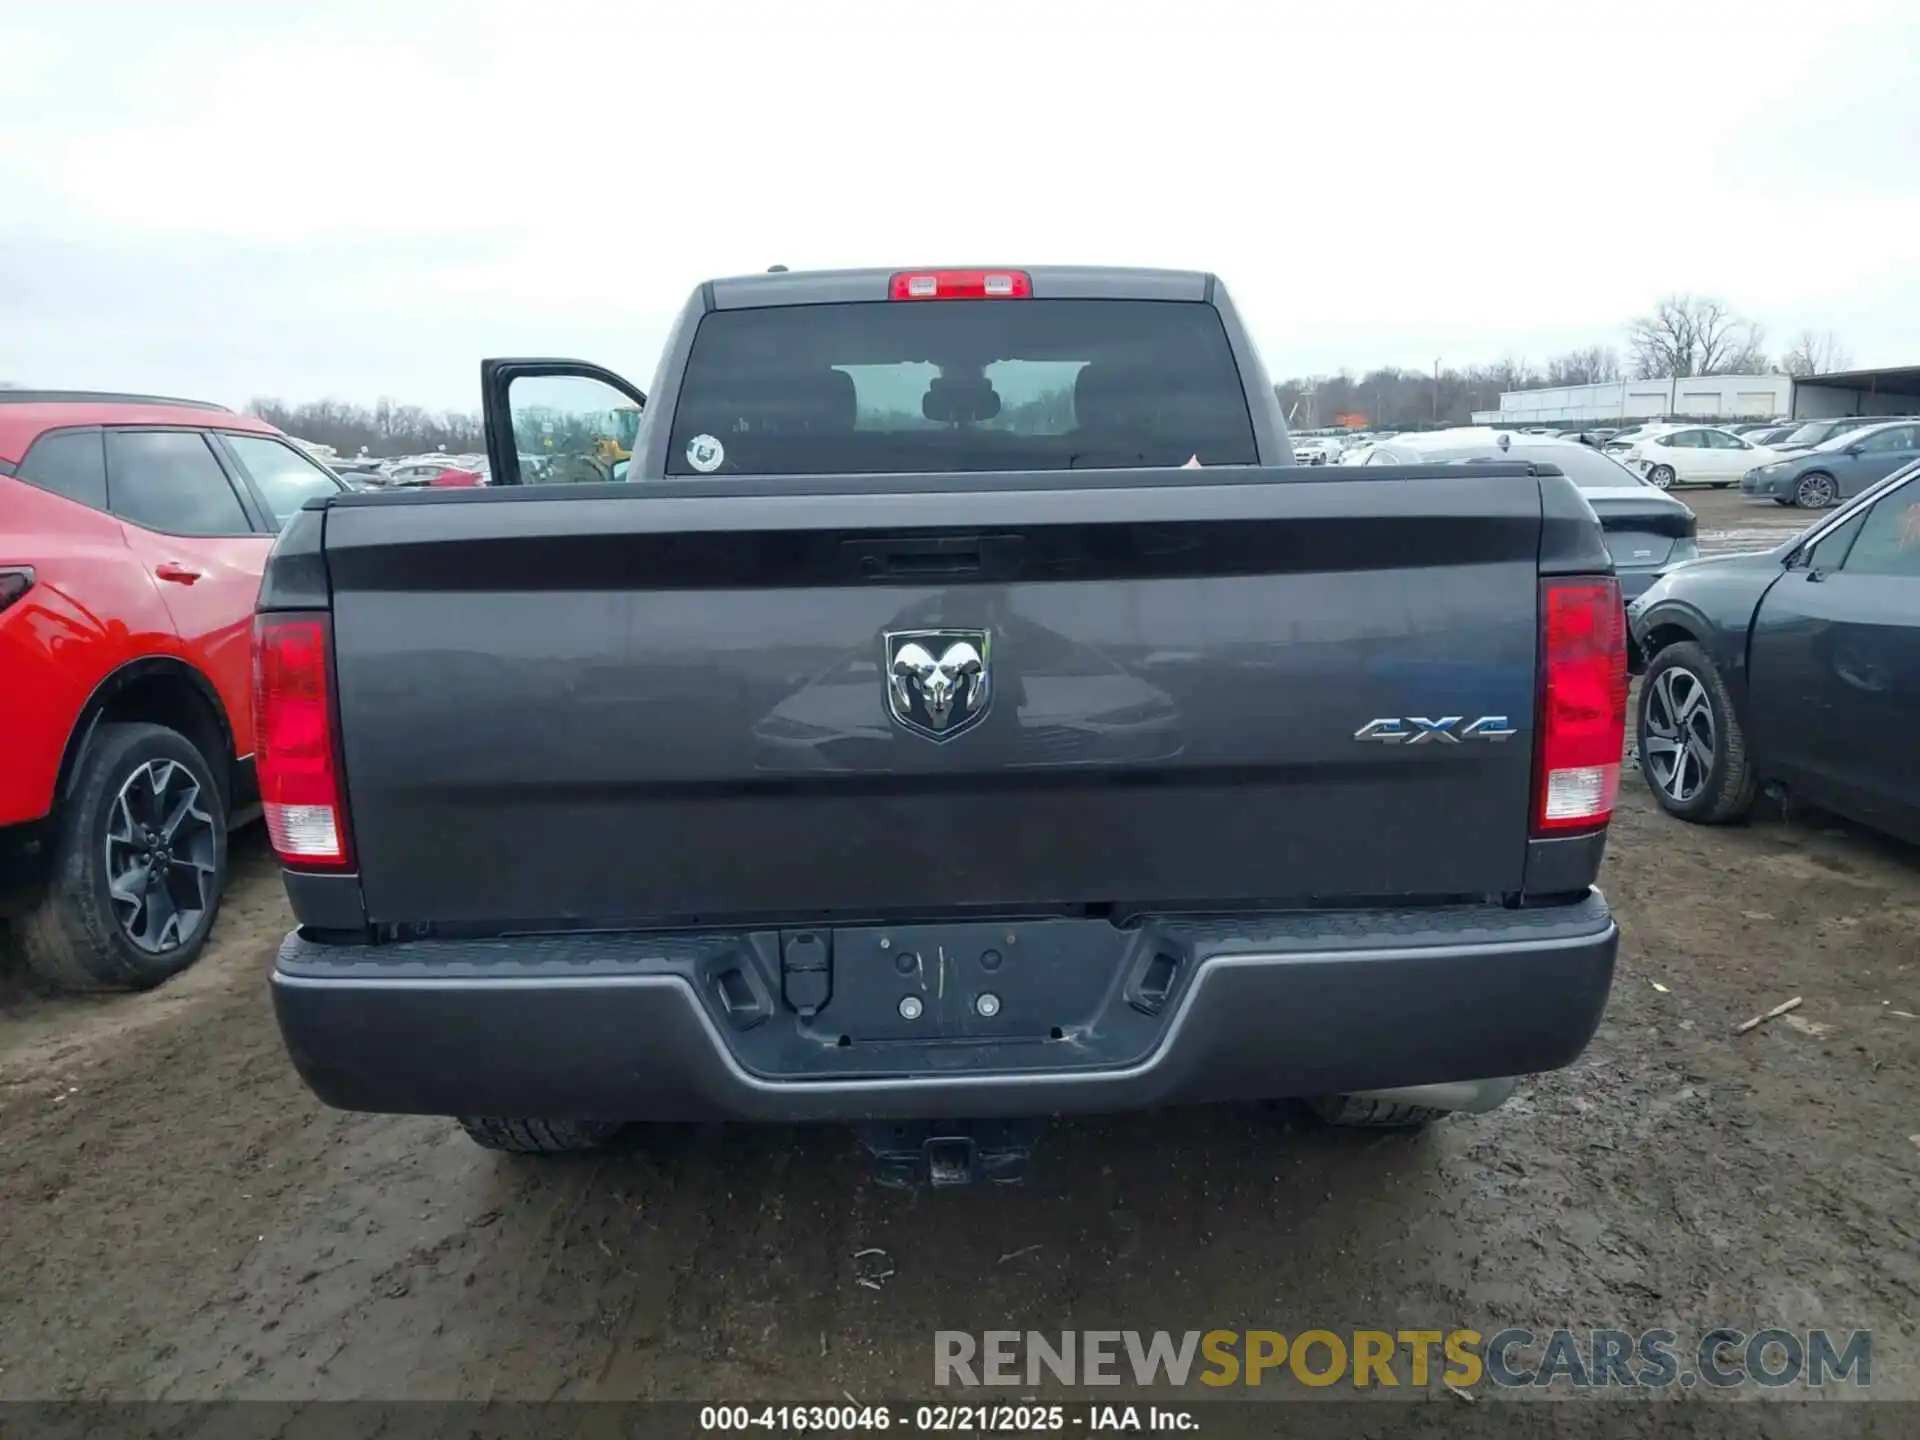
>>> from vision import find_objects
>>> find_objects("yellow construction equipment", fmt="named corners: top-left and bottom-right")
top-left (541, 405), bottom-right (644, 484)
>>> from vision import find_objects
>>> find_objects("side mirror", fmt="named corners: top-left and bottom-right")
top-left (1790, 542), bottom-right (1833, 580)
top-left (1844, 442), bottom-right (1865, 456)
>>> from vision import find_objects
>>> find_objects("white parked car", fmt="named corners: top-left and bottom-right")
top-left (1599, 422), bottom-right (1670, 452)
top-left (1606, 425), bottom-right (1779, 490)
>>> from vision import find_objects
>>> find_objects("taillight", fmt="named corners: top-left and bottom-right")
top-left (889, 269), bottom-right (1032, 301)
top-left (0, 566), bottom-right (33, 615)
top-left (253, 613), bottom-right (352, 868)
top-left (1533, 578), bottom-right (1628, 835)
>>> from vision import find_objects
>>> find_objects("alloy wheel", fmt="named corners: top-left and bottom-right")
top-left (104, 758), bottom-right (218, 954)
top-left (1642, 667), bottom-right (1716, 805)
top-left (1795, 473), bottom-right (1835, 508)
top-left (1648, 465), bottom-right (1675, 488)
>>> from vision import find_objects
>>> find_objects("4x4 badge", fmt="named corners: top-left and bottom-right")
top-left (1354, 716), bottom-right (1517, 744)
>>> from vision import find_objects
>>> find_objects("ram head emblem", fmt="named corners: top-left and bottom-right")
top-left (884, 630), bottom-right (992, 741)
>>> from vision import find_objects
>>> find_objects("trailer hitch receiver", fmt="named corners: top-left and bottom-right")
top-left (855, 1118), bottom-right (1045, 1189)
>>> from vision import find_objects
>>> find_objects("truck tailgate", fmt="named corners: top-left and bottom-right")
top-left (321, 468), bottom-right (1545, 926)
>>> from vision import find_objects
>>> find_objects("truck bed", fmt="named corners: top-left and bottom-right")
top-left (312, 463), bottom-right (1556, 930)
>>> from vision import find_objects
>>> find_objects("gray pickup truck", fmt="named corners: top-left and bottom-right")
top-left (258, 266), bottom-right (1625, 1186)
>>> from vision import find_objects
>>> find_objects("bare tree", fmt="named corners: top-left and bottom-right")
top-left (1546, 346), bottom-right (1622, 387)
top-left (1778, 330), bottom-right (1853, 378)
top-left (247, 396), bottom-right (484, 457)
top-left (1275, 361), bottom-right (1553, 432)
top-left (1716, 328), bottom-right (1771, 376)
top-left (1487, 355), bottom-right (1541, 394)
top-left (1627, 295), bottom-right (1768, 378)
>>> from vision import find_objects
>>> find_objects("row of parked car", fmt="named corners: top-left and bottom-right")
top-left (1598, 416), bottom-right (1920, 507)
top-left (308, 450), bottom-right (489, 489)
top-left (4, 387), bottom-right (1915, 1002)
top-left (1330, 416), bottom-right (1920, 510)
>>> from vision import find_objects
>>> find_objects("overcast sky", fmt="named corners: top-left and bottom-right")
top-left (3, 0), bottom-right (1916, 411)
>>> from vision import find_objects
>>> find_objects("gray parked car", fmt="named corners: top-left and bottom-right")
top-left (1360, 429), bottom-right (1697, 599)
top-left (1631, 459), bottom-right (1920, 844)
top-left (1740, 419), bottom-right (1920, 509)
top-left (1769, 415), bottom-right (1911, 454)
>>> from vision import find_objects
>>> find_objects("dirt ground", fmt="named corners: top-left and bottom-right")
top-left (3, 489), bottom-right (1915, 1409)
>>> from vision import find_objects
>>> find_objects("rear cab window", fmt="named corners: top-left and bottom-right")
top-left (664, 300), bottom-right (1257, 476)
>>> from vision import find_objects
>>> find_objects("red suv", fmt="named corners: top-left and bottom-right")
top-left (0, 391), bottom-right (347, 989)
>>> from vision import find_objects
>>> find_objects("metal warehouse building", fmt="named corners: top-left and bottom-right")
top-left (1472, 375), bottom-right (1790, 425)
top-left (1472, 364), bottom-right (1920, 426)
top-left (1788, 364), bottom-right (1920, 418)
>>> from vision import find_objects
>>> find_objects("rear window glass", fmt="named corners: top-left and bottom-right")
top-left (1428, 444), bottom-right (1652, 488)
top-left (222, 434), bottom-right (344, 527)
top-left (665, 300), bottom-right (1257, 476)
top-left (1509, 445), bottom-right (1652, 488)
top-left (18, 429), bottom-right (108, 510)
top-left (105, 430), bottom-right (253, 536)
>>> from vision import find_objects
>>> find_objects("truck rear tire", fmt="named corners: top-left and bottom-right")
top-left (457, 1118), bottom-right (623, 1153)
top-left (1309, 1095), bottom-right (1447, 1129)
top-left (16, 722), bottom-right (229, 992)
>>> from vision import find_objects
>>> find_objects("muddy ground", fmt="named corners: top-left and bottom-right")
top-left (2, 490), bottom-right (1915, 1410)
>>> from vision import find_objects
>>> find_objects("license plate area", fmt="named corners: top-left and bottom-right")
top-left (1603, 530), bottom-right (1673, 568)
top-left (807, 920), bottom-right (1125, 1044)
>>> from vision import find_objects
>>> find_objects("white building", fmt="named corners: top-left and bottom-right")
top-left (1471, 375), bottom-right (1792, 426)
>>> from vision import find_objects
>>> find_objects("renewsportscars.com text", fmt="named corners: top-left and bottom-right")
top-left (934, 1328), bottom-right (1871, 1390)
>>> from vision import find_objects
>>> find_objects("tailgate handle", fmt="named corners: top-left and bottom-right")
top-left (844, 535), bottom-right (1023, 581)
